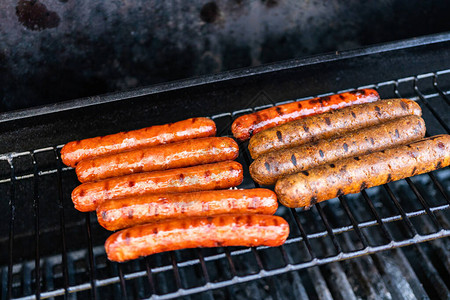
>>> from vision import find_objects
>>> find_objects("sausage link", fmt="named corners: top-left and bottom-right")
top-left (232, 89), bottom-right (379, 141)
top-left (97, 188), bottom-right (278, 231)
top-left (250, 115), bottom-right (426, 185)
top-left (76, 137), bottom-right (239, 182)
top-left (105, 214), bottom-right (289, 262)
top-left (72, 161), bottom-right (243, 212)
top-left (248, 98), bottom-right (422, 159)
top-left (275, 135), bottom-right (450, 208)
top-left (61, 117), bottom-right (216, 167)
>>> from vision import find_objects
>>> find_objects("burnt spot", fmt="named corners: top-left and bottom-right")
top-left (101, 211), bottom-right (108, 220)
top-left (16, 0), bottom-right (60, 31)
top-left (437, 142), bottom-right (445, 149)
top-left (246, 215), bottom-right (253, 227)
top-left (359, 89), bottom-right (367, 95)
top-left (336, 189), bottom-right (344, 197)
top-left (436, 161), bottom-right (443, 169)
top-left (321, 96), bottom-right (331, 103)
top-left (310, 196), bottom-right (318, 206)
top-left (153, 228), bottom-right (158, 235)
top-left (324, 117), bottom-right (331, 126)
top-left (301, 171), bottom-right (309, 176)
top-left (343, 143), bottom-right (348, 152)
top-left (192, 118), bottom-right (197, 123)
top-left (375, 106), bottom-right (381, 116)
top-left (351, 112), bottom-right (356, 118)
top-left (386, 174), bottom-right (392, 183)
top-left (200, 2), bottom-right (219, 23)
top-left (400, 100), bottom-right (408, 111)
top-left (249, 129), bottom-right (254, 136)
top-left (124, 232), bottom-right (131, 245)
top-left (329, 164), bottom-right (336, 168)
top-left (302, 124), bottom-right (309, 132)
top-left (140, 152), bottom-right (146, 160)
top-left (339, 95), bottom-right (345, 100)
top-left (264, 162), bottom-right (271, 172)
top-left (297, 103), bottom-right (302, 109)
top-left (380, 150), bottom-right (386, 153)
top-left (354, 157), bottom-right (360, 161)
top-left (128, 181), bottom-right (135, 188)
top-left (127, 209), bottom-right (133, 219)
top-left (218, 216), bottom-right (226, 226)
top-left (180, 221), bottom-right (188, 229)
top-left (370, 138), bottom-right (375, 145)
top-left (79, 189), bottom-right (85, 197)
top-left (291, 154), bottom-right (297, 166)
top-left (276, 131), bottom-right (283, 142)
top-left (275, 107), bottom-right (284, 115)
top-left (205, 170), bottom-right (212, 179)
top-left (272, 218), bottom-right (279, 226)
top-left (75, 140), bottom-right (81, 145)
top-left (360, 182), bottom-right (368, 191)
top-left (319, 150), bottom-right (324, 158)
top-left (179, 173), bottom-right (185, 182)
top-left (418, 121), bottom-right (422, 128)
top-left (308, 99), bottom-right (320, 105)
top-left (395, 129), bottom-right (400, 139)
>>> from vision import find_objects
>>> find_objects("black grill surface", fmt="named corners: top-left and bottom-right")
top-left (0, 35), bottom-right (449, 299)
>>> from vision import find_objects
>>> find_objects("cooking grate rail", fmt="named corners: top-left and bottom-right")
top-left (0, 69), bottom-right (449, 299)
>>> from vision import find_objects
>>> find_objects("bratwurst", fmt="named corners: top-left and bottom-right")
top-left (76, 137), bottom-right (239, 182)
top-left (105, 214), bottom-right (290, 262)
top-left (97, 188), bottom-right (278, 231)
top-left (275, 135), bottom-right (450, 208)
top-left (232, 89), bottom-right (379, 141)
top-left (250, 115), bottom-right (426, 185)
top-left (248, 98), bottom-right (422, 159)
top-left (72, 161), bottom-right (243, 212)
top-left (61, 117), bottom-right (216, 167)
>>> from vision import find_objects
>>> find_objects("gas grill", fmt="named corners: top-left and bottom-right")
top-left (1, 33), bottom-right (449, 299)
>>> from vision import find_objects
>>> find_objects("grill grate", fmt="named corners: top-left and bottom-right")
top-left (0, 69), bottom-right (449, 299)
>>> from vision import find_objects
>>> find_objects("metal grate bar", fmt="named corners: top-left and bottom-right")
top-left (427, 172), bottom-right (450, 204)
top-left (7, 158), bottom-right (16, 300)
top-left (196, 249), bottom-right (211, 284)
top-left (54, 148), bottom-right (70, 299)
top-left (289, 209), bottom-right (316, 260)
top-left (84, 214), bottom-right (97, 299)
top-left (383, 184), bottom-right (418, 237)
top-left (338, 196), bottom-right (369, 248)
top-left (360, 190), bottom-right (394, 242)
top-left (315, 204), bottom-right (343, 254)
top-left (118, 264), bottom-right (129, 300)
top-left (30, 153), bottom-right (41, 300)
top-left (405, 178), bottom-right (443, 231)
top-left (433, 74), bottom-right (450, 105)
top-left (144, 257), bottom-right (156, 296)
top-left (169, 252), bottom-right (182, 290)
top-left (414, 77), bottom-right (450, 133)
top-left (224, 248), bottom-right (237, 277)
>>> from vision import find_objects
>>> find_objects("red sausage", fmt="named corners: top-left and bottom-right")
top-left (105, 214), bottom-right (290, 262)
top-left (61, 117), bottom-right (216, 167)
top-left (72, 161), bottom-right (244, 212)
top-left (76, 137), bottom-right (239, 182)
top-left (97, 188), bottom-right (278, 231)
top-left (232, 89), bottom-right (379, 141)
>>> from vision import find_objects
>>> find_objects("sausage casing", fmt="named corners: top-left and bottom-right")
top-left (250, 115), bottom-right (426, 185)
top-left (97, 188), bottom-right (278, 231)
top-left (76, 137), bottom-right (239, 182)
top-left (61, 117), bottom-right (216, 167)
top-left (72, 161), bottom-right (243, 212)
top-left (275, 135), bottom-right (450, 208)
top-left (105, 214), bottom-right (290, 262)
top-left (248, 98), bottom-right (422, 159)
top-left (232, 89), bottom-right (380, 141)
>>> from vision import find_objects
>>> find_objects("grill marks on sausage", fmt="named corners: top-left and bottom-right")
top-left (265, 162), bottom-right (271, 172)
top-left (400, 100), bottom-right (408, 111)
top-left (360, 181), bottom-right (368, 191)
top-left (395, 129), bottom-right (400, 139)
top-left (319, 150), bottom-right (324, 158)
top-left (310, 196), bottom-right (318, 206)
top-left (386, 173), bottom-right (392, 183)
top-left (324, 117), bottom-right (331, 126)
top-left (276, 131), bottom-right (283, 142)
top-left (291, 154), bottom-right (297, 166)
top-left (351, 112), bottom-right (356, 118)
top-left (302, 125), bottom-right (309, 133)
top-left (301, 171), bottom-right (309, 176)
top-left (128, 181), bottom-right (135, 187)
top-left (343, 143), bottom-right (348, 152)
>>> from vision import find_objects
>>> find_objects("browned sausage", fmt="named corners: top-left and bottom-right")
top-left (105, 214), bottom-right (290, 262)
top-left (250, 115), bottom-right (426, 185)
top-left (76, 137), bottom-right (239, 182)
top-left (61, 117), bottom-right (216, 167)
top-left (275, 135), bottom-right (450, 208)
top-left (97, 188), bottom-right (278, 231)
top-left (232, 89), bottom-right (380, 141)
top-left (248, 98), bottom-right (422, 159)
top-left (72, 161), bottom-right (243, 212)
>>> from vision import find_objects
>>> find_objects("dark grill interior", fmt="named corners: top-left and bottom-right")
top-left (1, 36), bottom-right (450, 299)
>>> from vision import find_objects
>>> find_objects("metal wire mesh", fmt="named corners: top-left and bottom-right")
top-left (0, 69), bottom-right (449, 299)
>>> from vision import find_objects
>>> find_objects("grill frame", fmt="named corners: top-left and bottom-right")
top-left (1, 33), bottom-right (450, 299)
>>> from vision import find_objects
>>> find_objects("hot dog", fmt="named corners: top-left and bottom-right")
top-left (72, 161), bottom-right (243, 212)
top-left (61, 117), bottom-right (216, 167)
top-left (232, 89), bottom-right (380, 141)
top-left (275, 135), bottom-right (450, 208)
top-left (76, 137), bottom-right (239, 182)
top-left (105, 214), bottom-right (290, 262)
top-left (248, 98), bottom-right (422, 159)
top-left (250, 115), bottom-right (426, 185)
top-left (97, 188), bottom-right (278, 231)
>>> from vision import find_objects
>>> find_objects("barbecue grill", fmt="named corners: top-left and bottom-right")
top-left (1, 33), bottom-right (449, 299)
